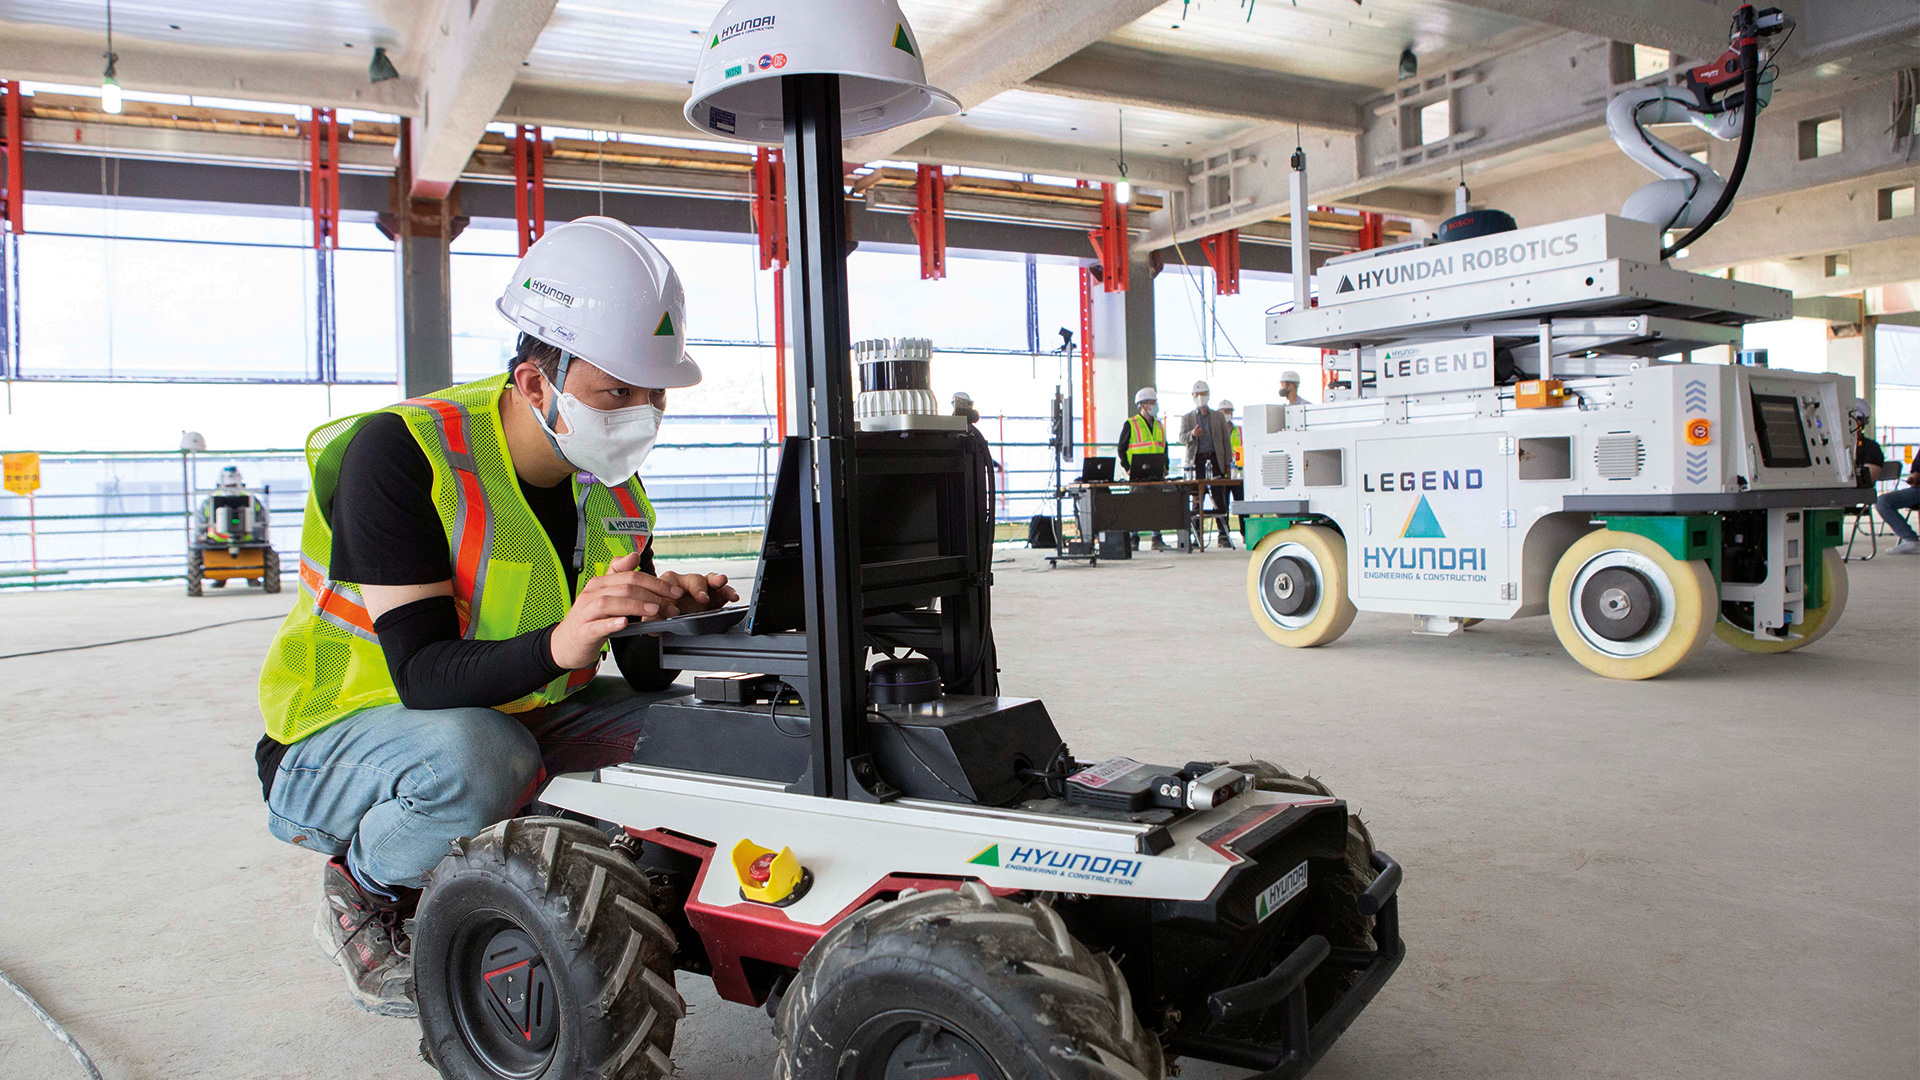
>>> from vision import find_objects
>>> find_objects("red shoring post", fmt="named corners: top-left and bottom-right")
top-left (752, 148), bottom-right (790, 435)
top-left (513, 124), bottom-right (547, 256)
top-left (0, 81), bottom-right (23, 235)
top-left (1358, 210), bottom-right (1384, 251)
top-left (1086, 182), bottom-right (1129, 293)
top-left (1079, 267), bottom-right (1096, 456)
top-left (1200, 229), bottom-right (1241, 295)
top-left (907, 163), bottom-right (947, 280)
top-left (308, 107), bottom-right (340, 249)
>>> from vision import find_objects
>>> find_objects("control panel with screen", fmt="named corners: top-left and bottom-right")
top-left (1751, 392), bottom-right (1813, 469)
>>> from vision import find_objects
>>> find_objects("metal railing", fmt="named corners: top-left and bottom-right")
top-left (0, 414), bottom-right (1176, 589)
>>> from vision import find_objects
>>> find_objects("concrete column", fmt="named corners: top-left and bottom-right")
top-left (1089, 258), bottom-right (1158, 452)
top-left (398, 233), bottom-right (454, 398)
top-left (381, 119), bottom-right (468, 398)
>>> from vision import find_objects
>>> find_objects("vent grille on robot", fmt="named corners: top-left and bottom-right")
top-left (1594, 434), bottom-right (1645, 480)
top-left (1262, 451), bottom-right (1294, 489)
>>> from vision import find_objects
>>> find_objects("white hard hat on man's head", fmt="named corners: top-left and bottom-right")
top-left (1281, 370), bottom-right (1302, 384)
top-left (496, 216), bottom-right (702, 390)
top-left (952, 391), bottom-right (972, 406)
top-left (1219, 400), bottom-right (1235, 412)
top-left (1135, 387), bottom-right (1158, 404)
top-left (1850, 398), bottom-right (1871, 420)
top-left (685, 0), bottom-right (960, 144)
top-left (1192, 380), bottom-right (1210, 394)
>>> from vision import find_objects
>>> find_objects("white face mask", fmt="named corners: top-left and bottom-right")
top-left (1194, 395), bottom-right (1209, 409)
top-left (533, 374), bottom-right (661, 486)
top-left (1142, 403), bottom-right (1158, 418)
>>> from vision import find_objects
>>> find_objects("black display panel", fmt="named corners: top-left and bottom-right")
top-left (1751, 393), bottom-right (1812, 468)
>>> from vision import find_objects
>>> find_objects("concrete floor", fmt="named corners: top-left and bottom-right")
top-left (0, 547), bottom-right (1914, 1080)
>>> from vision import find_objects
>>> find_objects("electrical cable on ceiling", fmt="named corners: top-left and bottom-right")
top-left (0, 614), bottom-right (284, 661)
top-left (0, 968), bottom-right (105, 1080)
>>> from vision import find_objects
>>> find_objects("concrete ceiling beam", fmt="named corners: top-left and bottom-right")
top-left (0, 19), bottom-right (418, 114)
top-left (1441, 0), bottom-right (1790, 59)
top-left (406, 0), bottom-right (560, 198)
top-left (495, 83), bottom-right (694, 139)
top-left (1023, 43), bottom-right (1368, 133)
top-left (844, 0), bottom-right (1167, 164)
top-left (885, 128), bottom-right (1185, 188)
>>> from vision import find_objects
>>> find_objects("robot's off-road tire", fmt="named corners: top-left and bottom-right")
top-left (1713, 547), bottom-right (1847, 654)
top-left (415, 817), bottom-right (683, 1080)
top-left (1246, 526), bottom-right (1357, 648)
top-left (185, 550), bottom-right (204, 597)
top-left (1548, 530), bottom-right (1715, 680)
top-left (776, 882), bottom-right (1163, 1080)
top-left (1228, 761), bottom-right (1380, 1019)
top-left (262, 547), bottom-right (283, 594)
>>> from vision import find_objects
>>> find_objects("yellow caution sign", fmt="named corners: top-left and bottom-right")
top-left (2, 452), bottom-right (40, 496)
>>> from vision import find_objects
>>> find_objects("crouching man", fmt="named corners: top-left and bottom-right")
top-left (253, 218), bottom-right (737, 1015)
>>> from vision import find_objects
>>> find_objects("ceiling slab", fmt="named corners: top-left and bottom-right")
top-left (1025, 42), bottom-right (1368, 133)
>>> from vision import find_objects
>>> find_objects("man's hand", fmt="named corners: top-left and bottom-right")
top-left (657, 570), bottom-right (739, 613)
top-left (550, 553), bottom-right (691, 669)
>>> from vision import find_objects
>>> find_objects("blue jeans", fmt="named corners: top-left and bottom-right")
top-left (266, 677), bottom-right (686, 889)
top-left (1877, 484), bottom-right (1920, 542)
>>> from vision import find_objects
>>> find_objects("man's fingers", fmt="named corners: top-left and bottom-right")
top-left (610, 552), bottom-right (643, 573)
top-left (582, 615), bottom-right (628, 638)
top-left (593, 574), bottom-right (682, 603)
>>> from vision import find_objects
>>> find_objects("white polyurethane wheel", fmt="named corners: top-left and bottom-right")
top-left (1713, 546), bottom-right (1849, 654)
top-left (1548, 529), bottom-right (1715, 681)
top-left (1246, 525), bottom-right (1358, 648)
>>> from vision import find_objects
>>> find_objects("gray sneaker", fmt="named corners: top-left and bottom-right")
top-left (312, 857), bottom-right (418, 1017)
top-left (1888, 538), bottom-right (1920, 555)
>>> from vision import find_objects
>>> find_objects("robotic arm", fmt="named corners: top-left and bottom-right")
top-left (1608, 5), bottom-right (1792, 256)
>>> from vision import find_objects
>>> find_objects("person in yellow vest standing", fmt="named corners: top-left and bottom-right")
top-left (253, 217), bottom-right (739, 1018)
top-left (1115, 386), bottom-right (1171, 551)
top-left (1219, 399), bottom-right (1243, 474)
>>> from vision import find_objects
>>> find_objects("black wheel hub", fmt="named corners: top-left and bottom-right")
top-left (842, 1011), bottom-right (1000, 1080)
top-left (450, 917), bottom-right (559, 1078)
top-left (1261, 554), bottom-right (1318, 617)
top-left (1580, 566), bottom-right (1660, 641)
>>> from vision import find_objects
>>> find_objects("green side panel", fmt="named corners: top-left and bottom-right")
top-left (1802, 509), bottom-right (1845, 610)
top-left (1596, 514), bottom-right (1722, 582)
top-left (1242, 515), bottom-right (1324, 548)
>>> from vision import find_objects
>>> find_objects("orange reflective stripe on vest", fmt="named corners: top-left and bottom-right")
top-left (401, 396), bottom-right (492, 637)
top-left (298, 554), bottom-right (377, 642)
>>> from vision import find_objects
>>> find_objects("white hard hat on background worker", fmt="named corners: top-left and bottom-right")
top-left (1135, 387), bottom-right (1157, 404)
top-left (685, 0), bottom-right (960, 143)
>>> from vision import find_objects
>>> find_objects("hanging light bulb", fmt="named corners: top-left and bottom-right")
top-left (101, 0), bottom-right (121, 114)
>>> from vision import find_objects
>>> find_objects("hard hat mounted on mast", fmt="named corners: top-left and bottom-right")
top-left (684, 0), bottom-right (961, 144)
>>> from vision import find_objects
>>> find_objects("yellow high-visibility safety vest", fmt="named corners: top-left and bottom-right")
top-left (1125, 414), bottom-right (1167, 462)
top-left (257, 373), bottom-right (656, 745)
top-left (1231, 425), bottom-right (1243, 470)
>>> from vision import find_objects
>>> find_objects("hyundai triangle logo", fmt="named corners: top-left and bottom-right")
top-left (1335, 275), bottom-right (1355, 294)
top-left (1401, 495), bottom-right (1445, 539)
top-left (654, 311), bottom-right (676, 337)
top-left (892, 24), bottom-right (916, 56)
top-left (967, 844), bottom-right (1000, 867)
